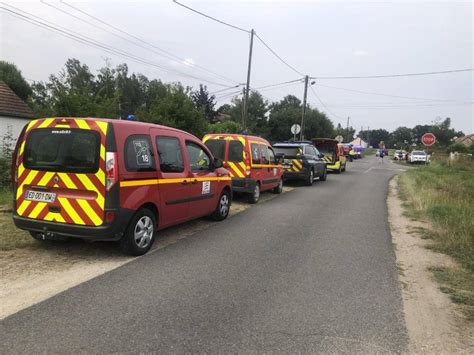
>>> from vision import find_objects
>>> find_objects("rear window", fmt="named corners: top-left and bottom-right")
top-left (24, 128), bottom-right (100, 173)
top-left (204, 139), bottom-right (226, 161)
top-left (228, 140), bottom-right (243, 162)
top-left (314, 143), bottom-right (334, 154)
top-left (273, 146), bottom-right (301, 158)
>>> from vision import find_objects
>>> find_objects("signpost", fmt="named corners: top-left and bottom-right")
top-left (422, 133), bottom-right (436, 146)
top-left (291, 124), bottom-right (301, 141)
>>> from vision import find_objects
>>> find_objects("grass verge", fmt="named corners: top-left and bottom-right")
top-left (398, 157), bottom-right (474, 318)
top-left (0, 213), bottom-right (35, 251)
top-left (0, 188), bottom-right (12, 207)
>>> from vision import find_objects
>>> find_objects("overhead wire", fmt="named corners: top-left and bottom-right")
top-left (309, 85), bottom-right (345, 120)
top-left (58, 0), bottom-right (239, 85)
top-left (311, 68), bottom-right (473, 80)
top-left (172, 0), bottom-right (250, 33)
top-left (315, 83), bottom-right (473, 103)
top-left (0, 4), bottom-right (234, 88)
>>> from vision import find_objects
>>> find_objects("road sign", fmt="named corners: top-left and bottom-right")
top-left (422, 133), bottom-right (436, 146)
top-left (335, 135), bottom-right (343, 143)
top-left (291, 124), bottom-right (301, 135)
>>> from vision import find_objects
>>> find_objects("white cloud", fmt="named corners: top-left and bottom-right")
top-left (353, 49), bottom-right (369, 57)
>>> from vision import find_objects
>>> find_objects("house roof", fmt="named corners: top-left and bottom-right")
top-left (0, 81), bottom-right (34, 119)
top-left (455, 134), bottom-right (474, 146)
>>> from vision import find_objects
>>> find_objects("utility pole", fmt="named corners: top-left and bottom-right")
top-left (299, 75), bottom-right (309, 141)
top-left (346, 116), bottom-right (350, 142)
top-left (243, 29), bottom-right (255, 131)
top-left (367, 126), bottom-right (370, 148)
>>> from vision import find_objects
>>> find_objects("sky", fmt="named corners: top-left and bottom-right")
top-left (1, 0), bottom-right (473, 134)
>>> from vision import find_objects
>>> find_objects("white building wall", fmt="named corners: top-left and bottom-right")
top-left (0, 115), bottom-right (31, 144)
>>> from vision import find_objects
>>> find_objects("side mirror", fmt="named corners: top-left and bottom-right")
top-left (319, 153), bottom-right (324, 159)
top-left (213, 157), bottom-right (223, 169)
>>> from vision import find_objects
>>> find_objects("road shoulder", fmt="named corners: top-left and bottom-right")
top-left (388, 176), bottom-right (473, 353)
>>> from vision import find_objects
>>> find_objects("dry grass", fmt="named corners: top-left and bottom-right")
top-left (0, 213), bottom-right (36, 251)
top-left (0, 188), bottom-right (12, 207)
top-left (398, 158), bottom-right (474, 317)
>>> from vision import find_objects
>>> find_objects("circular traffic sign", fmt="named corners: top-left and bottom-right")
top-left (422, 133), bottom-right (436, 146)
top-left (291, 124), bottom-right (301, 135)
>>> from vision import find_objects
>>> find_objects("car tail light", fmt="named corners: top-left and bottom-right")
top-left (106, 152), bottom-right (118, 191)
top-left (105, 211), bottom-right (116, 223)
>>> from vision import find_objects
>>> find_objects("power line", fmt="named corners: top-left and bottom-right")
top-left (172, 0), bottom-right (249, 33)
top-left (1, 4), bottom-right (234, 88)
top-left (311, 68), bottom-right (473, 80)
top-left (252, 78), bottom-right (303, 90)
top-left (315, 83), bottom-right (473, 103)
top-left (309, 85), bottom-right (345, 120)
top-left (210, 84), bottom-right (243, 95)
top-left (254, 33), bottom-right (305, 76)
top-left (58, 0), bottom-right (239, 84)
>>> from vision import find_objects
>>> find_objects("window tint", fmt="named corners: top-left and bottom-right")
top-left (125, 135), bottom-right (155, 172)
top-left (156, 136), bottom-right (184, 173)
top-left (304, 145), bottom-right (316, 156)
top-left (228, 140), bottom-right (244, 162)
top-left (273, 146), bottom-right (301, 158)
top-left (260, 144), bottom-right (269, 164)
top-left (251, 143), bottom-right (260, 164)
top-left (24, 128), bottom-right (100, 173)
top-left (186, 141), bottom-right (212, 171)
top-left (314, 147), bottom-right (321, 156)
top-left (204, 139), bottom-right (226, 161)
top-left (268, 147), bottom-right (275, 163)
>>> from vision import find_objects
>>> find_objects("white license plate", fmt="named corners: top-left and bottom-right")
top-left (283, 164), bottom-right (291, 169)
top-left (24, 190), bottom-right (57, 203)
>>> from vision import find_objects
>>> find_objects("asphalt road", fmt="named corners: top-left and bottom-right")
top-left (1, 156), bottom-right (408, 353)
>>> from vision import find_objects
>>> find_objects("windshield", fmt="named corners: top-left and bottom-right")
top-left (273, 146), bottom-right (301, 158)
top-left (204, 139), bottom-right (226, 161)
top-left (24, 128), bottom-right (100, 173)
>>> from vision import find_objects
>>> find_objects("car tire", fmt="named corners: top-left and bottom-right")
top-left (119, 208), bottom-right (156, 256)
top-left (211, 189), bottom-right (231, 221)
top-left (305, 169), bottom-right (314, 186)
top-left (248, 183), bottom-right (260, 204)
top-left (320, 167), bottom-right (327, 181)
top-left (341, 163), bottom-right (346, 172)
top-left (336, 165), bottom-right (342, 174)
top-left (272, 179), bottom-right (283, 194)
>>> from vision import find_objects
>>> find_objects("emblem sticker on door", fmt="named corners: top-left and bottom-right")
top-left (202, 181), bottom-right (211, 194)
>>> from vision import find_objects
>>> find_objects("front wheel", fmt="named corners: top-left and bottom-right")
top-left (211, 189), bottom-right (231, 221)
top-left (272, 179), bottom-right (283, 194)
top-left (305, 169), bottom-right (314, 186)
top-left (248, 183), bottom-right (260, 204)
top-left (120, 208), bottom-right (156, 256)
top-left (320, 167), bottom-right (327, 181)
top-left (341, 163), bottom-right (346, 172)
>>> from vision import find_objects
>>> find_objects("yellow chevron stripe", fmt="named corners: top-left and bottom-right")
top-left (293, 160), bottom-right (303, 169)
top-left (75, 119), bottom-right (90, 130)
top-left (26, 120), bottom-right (38, 132)
top-left (18, 164), bottom-right (25, 180)
top-left (228, 162), bottom-right (245, 178)
top-left (28, 202), bottom-right (47, 219)
top-left (100, 144), bottom-right (106, 162)
top-left (76, 174), bottom-right (105, 207)
top-left (58, 197), bottom-right (85, 225)
top-left (17, 200), bottom-right (32, 216)
top-left (238, 162), bottom-right (246, 171)
top-left (38, 118), bottom-right (54, 128)
top-left (17, 170), bottom-right (39, 199)
top-left (95, 121), bottom-right (108, 136)
top-left (77, 199), bottom-right (101, 226)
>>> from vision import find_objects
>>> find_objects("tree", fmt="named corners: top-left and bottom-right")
top-left (431, 117), bottom-right (463, 147)
top-left (208, 121), bottom-right (242, 134)
top-left (360, 129), bottom-right (390, 148)
top-left (146, 83), bottom-right (208, 138)
top-left (192, 84), bottom-right (217, 123)
top-left (0, 61), bottom-right (32, 101)
top-left (390, 126), bottom-right (414, 149)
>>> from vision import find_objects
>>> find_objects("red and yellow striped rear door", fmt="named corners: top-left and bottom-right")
top-left (15, 118), bottom-right (108, 226)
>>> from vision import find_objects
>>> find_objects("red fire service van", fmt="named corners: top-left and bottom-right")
top-left (202, 134), bottom-right (283, 203)
top-left (12, 117), bottom-right (232, 255)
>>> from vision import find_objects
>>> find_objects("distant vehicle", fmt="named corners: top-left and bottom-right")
top-left (393, 150), bottom-right (406, 160)
top-left (375, 149), bottom-right (381, 157)
top-left (203, 134), bottom-right (283, 204)
top-left (409, 150), bottom-right (429, 164)
top-left (352, 145), bottom-right (363, 159)
top-left (273, 141), bottom-right (327, 186)
top-left (312, 138), bottom-right (347, 173)
top-left (12, 117), bottom-right (232, 256)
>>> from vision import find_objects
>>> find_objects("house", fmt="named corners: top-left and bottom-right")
top-left (0, 80), bottom-right (34, 145)
top-left (349, 137), bottom-right (369, 149)
top-left (455, 134), bottom-right (474, 146)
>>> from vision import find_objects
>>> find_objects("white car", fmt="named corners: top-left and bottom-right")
top-left (393, 150), bottom-right (406, 160)
top-left (409, 150), bottom-right (428, 164)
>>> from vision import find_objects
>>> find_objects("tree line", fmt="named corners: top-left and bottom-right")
top-left (0, 59), bottom-right (466, 149)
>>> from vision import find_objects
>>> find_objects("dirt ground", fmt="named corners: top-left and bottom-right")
top-left (388, 177), bottom-right (474, 353)
top-left (0, 187), bottom-right (293, 319)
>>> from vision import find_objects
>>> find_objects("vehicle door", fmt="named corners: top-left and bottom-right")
top-left (259, 144), bottom-right (276, 190)
top-left (309, 146), bottom-right (325, 175)
top-left (267, 147), bottom-right (282, 185)
top-left (154, 133), bottom-right (190, 227)
top-left (184, 140), bottom-right (219, 219)
top-left (249, 142), bottom-right (262, 182)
